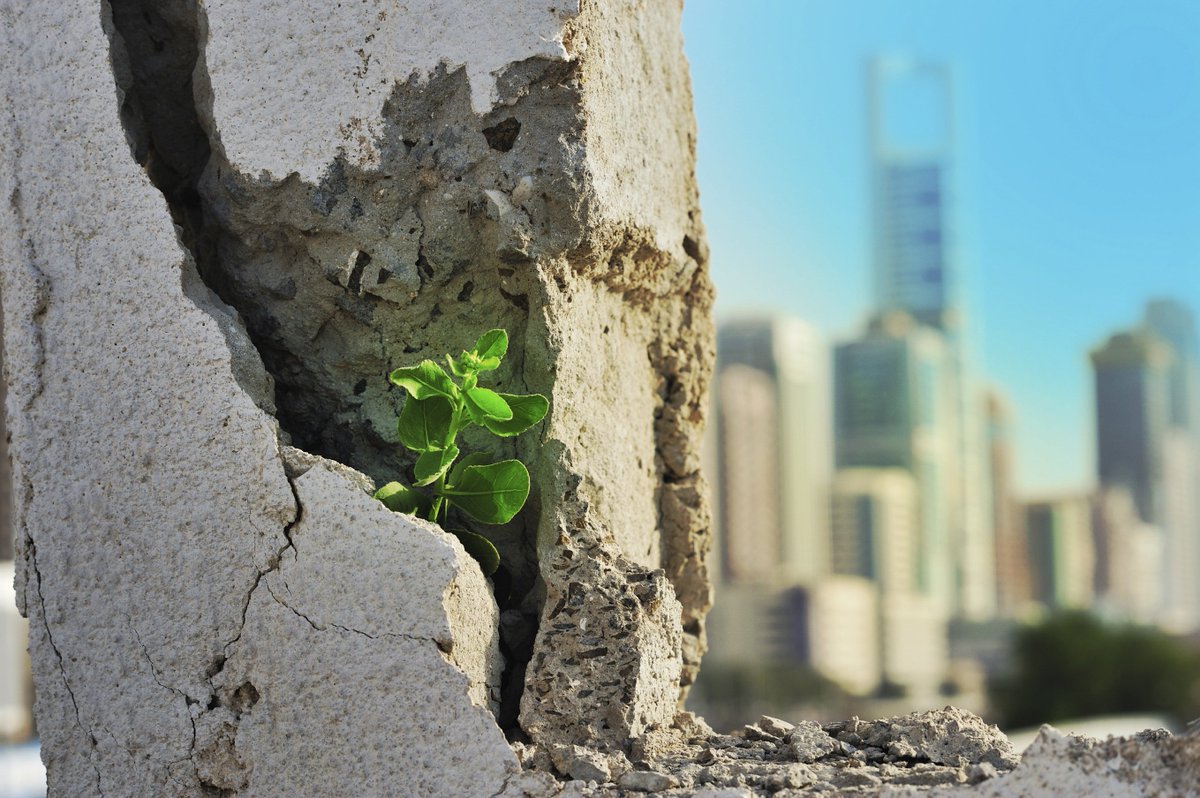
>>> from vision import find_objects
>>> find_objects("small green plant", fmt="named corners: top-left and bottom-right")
top-left (372, 329), bottom-right (548, 575)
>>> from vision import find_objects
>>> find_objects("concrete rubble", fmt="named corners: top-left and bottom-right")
top-left (495, 709), bottom-right (1200, 798)
top-left (3, 0), bottom-right (711, 793)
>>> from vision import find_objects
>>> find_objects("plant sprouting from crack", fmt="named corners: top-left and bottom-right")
top-left (373, 329), bottom-right (548, 574)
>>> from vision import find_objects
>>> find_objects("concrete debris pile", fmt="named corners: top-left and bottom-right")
top-left (501, 708), bottom-right (1200, 798)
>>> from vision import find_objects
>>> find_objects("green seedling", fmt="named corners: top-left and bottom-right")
top-left (373, 329), bottom-right (548, 575)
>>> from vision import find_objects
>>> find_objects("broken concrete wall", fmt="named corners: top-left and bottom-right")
top-left (184, 0), bottom-right (715, 721)
top-left (173, 0), bottom-right (711, 748)
top-left (2, 0), bottom-right (713, 793)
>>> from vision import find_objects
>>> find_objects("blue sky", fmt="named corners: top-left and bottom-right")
top-left (682, 0), bottom-right (1200, 493)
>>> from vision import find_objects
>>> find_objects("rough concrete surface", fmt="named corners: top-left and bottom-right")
top-left (194, 0), bottom-right (714, 742)
top-left (1, 0), bottom-right (521, 794)
top-left (4, 0), bottom-right (714, 793)
top-left (909, 725), bottom-right (1200, 798)
top-left (208, 459), bottom-right (515, 796)
top-left (520, 545), bottom-right (683, 754)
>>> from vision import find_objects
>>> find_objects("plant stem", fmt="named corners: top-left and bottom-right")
top-left (427, 396), bottom-right (465, 524)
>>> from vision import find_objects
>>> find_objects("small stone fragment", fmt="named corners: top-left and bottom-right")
top-left (521, 549), bottom-right (683, 751)
top-left (511, 175), bottom-right (534, 205)
top-left (770, 764), bottom-right (817, 790)
top-left (832, 767), bottom-right (883, 789)
top-left (549, 744), bottom-right (612, 783)
top-left (756, 715), bottom-right (795, 738)
top-left (828, 707), bottom-right (1019, 768)
top-left (677, 710), bottom-right (716, 742)
top-left (784, 720), bottom-right (841, 763)
top-left (617, 770), bottom-right (679, 792)
top-left (692, 788), bottom-right (754, 798)
top-left (965, 761), bottom-right (999, 784)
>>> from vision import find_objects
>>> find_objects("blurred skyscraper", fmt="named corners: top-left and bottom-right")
top-left (985, 391), bottom-right (1031, 617)
top-left (1092, 329), bottom-right (1173, 524)
top-left (1091, 301), bottom-right (1200, 631)
top-left (833, 312), bottom-right (953, 609)
top-left (830, 468), bottom-right (948, 696)
top-left (869, 57), bottom-right (956, 332)
top-left (715, 317), bottom-right (831, 584)
top-left (866, 57), bottom-right (993, 620)
top-left (1023, 495), bottom-right (1095, 610)
top-left (704, 317), bottom-right (845, 688)
top-left (1091, 486), bottom-right (1164, 625)
top-left (830, 469), bottom-right (919, 596)
top-left (714, 364), bottom-right (780, 584)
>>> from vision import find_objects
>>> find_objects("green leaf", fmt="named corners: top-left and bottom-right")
top-left (446, 354), bottom-right (468, 378)
top-left (388, 360), bottom-right (458, 400)
top-left (414, 444), bottom-right (459, 487)
top-left (472, 329), bottom-right (508, 361)
top-left (474, 355), bottom-right (501, 372)
top-left (437, 460), bottom-right (530, 525)
top-left (464, 387), bottom-right (513, 423)
top-left (448, 451), bottom-right (492, 486)
top-left (482, 393), bottom-right (549, 437)
top-left (396, 395), bottom-right (454, 453)
top-left (373, 481), bottom-right (429, 516)
top-left (447, 528), bottom-right (501, 576)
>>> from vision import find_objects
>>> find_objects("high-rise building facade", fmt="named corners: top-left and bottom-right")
top-left (1024, 495), bottom-right (1095, 610)
top-left (829, 467), bottom-right (948, 696)
top-left (1145, 299), bottom-right (1200, 430)
top-left (834, 311), bottom-right (954, 610)
top-left (1144, 299), bottom-right (1200, 630)
top-left (1091, 485), bottom-right (1164, 625)
top-left (866, 57), bottom-right (994, 620)
top-left (1092, 329), bottom-right (1173, 524)
top-left (1091, 303), bottom-right (1200, 631)
top-left (714, 364), bottom-right (780, 584)
top-left (716, 317), bottom-right (831, 585)
top-left (868, 58), bottom-right (956, 332)
top-left (830, 468), bottom-right (919, 597)
top-left (986, 391), bottom-right (1031, 617)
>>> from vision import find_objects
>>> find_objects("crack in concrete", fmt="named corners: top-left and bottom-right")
top-left (6, 188), bottom-right (50, 415)
top-left (29, 540), bottom-right (104, 796)
top-left (263, 578), bottom-right (435, 646)
top-left (128, 618), bottom-right (182, 698)
top-left (217, 475), bottom-right (301, 666)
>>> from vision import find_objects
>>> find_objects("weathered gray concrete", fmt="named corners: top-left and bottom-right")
top-left (3, 0), bottom-right (713, 794)
top-left (192, 0), bottom-right (713, 749)
top-left (1, 1), bottom-right (520, 794)
top-left (911, 725), bottom-right (1200, 798)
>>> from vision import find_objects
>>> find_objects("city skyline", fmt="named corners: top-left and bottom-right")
top-left (695, 8), bottom-right (1200, 711)
top-left (682, 0), bottom-right (1200, 495)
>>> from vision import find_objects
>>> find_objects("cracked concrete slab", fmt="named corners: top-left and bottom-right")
top-left (212, 461), bottom-right (514, 795)
top-left (1, 2), bottom-right (517, 795)
top-left (6, 0), bottom-right (716, 792)
top-left (199, 0), bottom-right (581, 181)
top-left (189, 0), bottom-right (715, 734)
top-left (263, 458), bottom-right (505, 714)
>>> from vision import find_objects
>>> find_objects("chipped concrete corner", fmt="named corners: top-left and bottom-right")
top-left (3, 0), bottom-right (712, 795)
